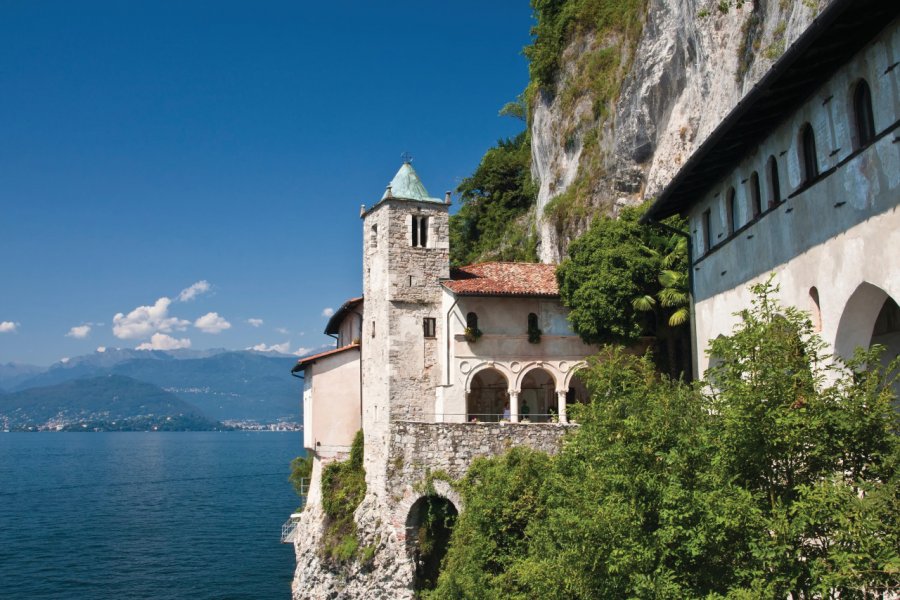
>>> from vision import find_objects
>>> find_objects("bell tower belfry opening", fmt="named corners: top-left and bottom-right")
top-left (360, 159), bottom-right (450, 487)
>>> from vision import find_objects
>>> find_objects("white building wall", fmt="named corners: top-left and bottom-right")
top-left (688, 19), bottom-right (900, 375)
top-left (437, 292), bottom-right (595, 423)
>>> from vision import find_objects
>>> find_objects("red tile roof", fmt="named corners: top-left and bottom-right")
top-left (291, 343), bottom-right (360, 372)
top-left (442, 262), bottom-right (559, 297)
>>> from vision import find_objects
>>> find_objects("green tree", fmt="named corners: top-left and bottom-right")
top-left (449, 132), bottom-right (538, 266)
top-left (289, 454), bottom-right (313, 499)
top-left (428, 281), bottom-right (899, 598)
top-left (556, 204), bottom-right (690, 377)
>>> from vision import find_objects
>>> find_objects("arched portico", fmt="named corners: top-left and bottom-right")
top-left (466, 367), bottom-right (509, 422)
top-left (518, 366), bottom-right (557, 423)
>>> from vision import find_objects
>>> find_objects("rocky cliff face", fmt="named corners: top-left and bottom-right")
top-left (533, 0), bottom-right (828, 263)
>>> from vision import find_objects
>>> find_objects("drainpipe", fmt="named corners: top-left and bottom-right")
top-left (444, 294), bottom-right (460, 386)
top-left (351, 309), bottom-right (365, 423)
top-left (644, 219), bottom-right (697, 381)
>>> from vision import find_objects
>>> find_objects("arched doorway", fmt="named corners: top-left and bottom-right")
top-left (565, 370), bottom-right (591, 422)
top-left (467, 368), bottom-right (508, 422)
top-left (406, 495), bottom-right (458, 593)
top-left (835, 283), bottom-right (899, 362)
top-left (519, 368), bottom-right (556, 422)
top-left (871, 296), bottom-right (900, 370)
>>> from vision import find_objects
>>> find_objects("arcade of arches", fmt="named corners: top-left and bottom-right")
top-left (466, 367), bottom-right (590, 423)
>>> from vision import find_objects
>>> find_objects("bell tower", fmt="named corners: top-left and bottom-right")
top-left (359, 160), bottom-right (450, 487)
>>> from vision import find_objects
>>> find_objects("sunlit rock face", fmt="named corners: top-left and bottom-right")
top-left (533, 0), bottom-right (827, 263)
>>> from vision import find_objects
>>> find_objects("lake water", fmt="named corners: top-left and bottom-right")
top-left (0, 432), bottom-right (302, 599)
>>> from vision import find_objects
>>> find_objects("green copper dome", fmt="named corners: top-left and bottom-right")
top-left (381, 162), bottom-right (441, 203)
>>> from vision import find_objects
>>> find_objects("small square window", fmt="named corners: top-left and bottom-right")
top-left (423, 317), bottom-right (436, 338)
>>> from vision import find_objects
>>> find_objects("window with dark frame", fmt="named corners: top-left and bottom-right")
top-left (466, 312), bottom-right (478, 331)
top-left (767, 156), bottom-right (781, 207)
top-left (750, 171), bottom-right (762, 217)
top-left (423, 317), bottom-right (436, 338)
top-left (800, 123), bottom-right (819, 184)
top-left (726, 187), bottom-right (737, 235)
top-left (702, 208), bottom-right (712, 253)
top-left (853, 79), bottom-right (875, 148)
top-left (411, 215), bottom-right (429, 248)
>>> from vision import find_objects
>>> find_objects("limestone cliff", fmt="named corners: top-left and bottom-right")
top-left (533, 0), bottom-right (828, 262)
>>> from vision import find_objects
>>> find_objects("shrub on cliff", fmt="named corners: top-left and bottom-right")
top-left (320, 430), bottom-right (366, 563)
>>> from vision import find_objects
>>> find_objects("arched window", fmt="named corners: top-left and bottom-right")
top-left (466, 312), bottom-right (478, 331)
top-left (809, 286), bottom-right (822, 332)
top-left (799, 123), bottom-right (818, 184)
top-left (702, 208), bottom-right (712, 253)
top-left (767, 155), bottom-right (781, 207)
top-left (411, 215), bottom-right (428, 248)
top-left (749, 171), bottom-right (762, 217)
top-left (726, 187), bottom-right (738, 234)
top-left (852, 79), bottom-right (875, 148)
top-left (527, 313), bottom-right (538, 330)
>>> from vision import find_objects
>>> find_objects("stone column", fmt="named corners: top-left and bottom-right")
top-left (557, 390), bottom-right (568, 424)
top-left (509, 391), bottom-right (520, 423)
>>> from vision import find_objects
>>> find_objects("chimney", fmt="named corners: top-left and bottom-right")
top-left (444, 191), bottom-right (452, 205)
top-left (359, 204), bottom-right (366, 217)
top-left (385, 185), bottom-right (393, 199)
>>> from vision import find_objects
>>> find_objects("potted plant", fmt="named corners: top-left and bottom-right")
top-left (463, 327), bottom-right (482, 343)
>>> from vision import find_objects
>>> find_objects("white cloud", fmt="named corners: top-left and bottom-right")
top-left (66, 324), bottom-right (92, 339)
top-left (276, 327), bottom-right (289, 335)
top-left (247, 341), bottom-right (291, 354)
top-left (194, 312), bottom-right (231, 334)
top-left (247, 318), bottom-right (264, 328)
top-left (96, 346), bottom-right (107, 353)
top-left (112, 297), bottom-right (190, 340)
top-left (177, 280), bottom-right (211, 302)
top-left (136, 333), bottom-right (192, 351)
top-left (0, 321), bottom-right (19, 333)
top-left (321, 307), bottom-right (335, 318)
top-left (292, 347), bottom-right (313, 356)
top-left (60, 357), bottom-right (70, 364)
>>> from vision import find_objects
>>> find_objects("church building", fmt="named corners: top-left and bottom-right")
top-left (292, 160), bottom-right (593, 506)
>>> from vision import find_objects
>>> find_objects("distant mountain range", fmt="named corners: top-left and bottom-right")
top-left (0, 375), bottom-right (221, 431)
top-left (0, 348), bottom-right (310, 429)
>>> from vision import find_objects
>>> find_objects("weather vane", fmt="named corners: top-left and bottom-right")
top-left (401, 151), bottom-right (413, 164)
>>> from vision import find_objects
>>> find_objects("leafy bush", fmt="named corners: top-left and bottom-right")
top-left (289, 454), bottom-right (313, 500)
top-left (449, 132), bottom-right (538, 266)
top-left (320, 430), bottom-right (367, 564)
top-left (429, 281), bottom-right (899, 598)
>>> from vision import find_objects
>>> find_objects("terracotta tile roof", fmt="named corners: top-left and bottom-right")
top-left (442, 262), bottom-right (559, 297)
top-left (291, 343), bottom-right (360, 373)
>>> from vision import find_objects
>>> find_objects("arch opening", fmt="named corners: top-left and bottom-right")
top-left (566, 371), bottom-right (591, 423)
top-left (467, 368), bottom-right (508, 422)
top-left (519, 368), bottom-right (556, 422)
top-left (799, 123), bottom-right (818, 184)
top-left (871, 296), bottom-right (900, 373)
top-left (852, 79), bottom-right (875, 148)
top-left (406, 495), bottom-right (458, 593)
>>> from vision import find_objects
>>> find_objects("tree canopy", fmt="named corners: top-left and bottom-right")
top-left (556, 204), bottom-right (691, 376)
top-left (449, 132), bottom-right (538, 266)
top-left (426, 281), bottom-right (899, 599)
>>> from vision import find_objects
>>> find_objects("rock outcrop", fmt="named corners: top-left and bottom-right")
top-left (534, 0), bottom-right (828, 262)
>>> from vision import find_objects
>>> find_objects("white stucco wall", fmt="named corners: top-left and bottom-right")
top-left (687, 19), bottom-right (900, 375)
top-left (436, 292), bottom-right (596, 423)
top-left (304, 348), bottom-right (361, 454)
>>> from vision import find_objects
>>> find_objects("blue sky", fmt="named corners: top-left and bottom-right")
top-left (0, 1), bottom-right (533, 365)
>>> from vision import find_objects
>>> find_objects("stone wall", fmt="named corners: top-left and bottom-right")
top-left (292, 421), bottom-right (574, 599)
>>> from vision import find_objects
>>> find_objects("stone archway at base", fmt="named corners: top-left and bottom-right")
top-left (405, 495), bottom-right (459, 593)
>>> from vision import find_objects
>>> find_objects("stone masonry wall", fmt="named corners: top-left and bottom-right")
top-left (293, 421), bottom-right (574, 599)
